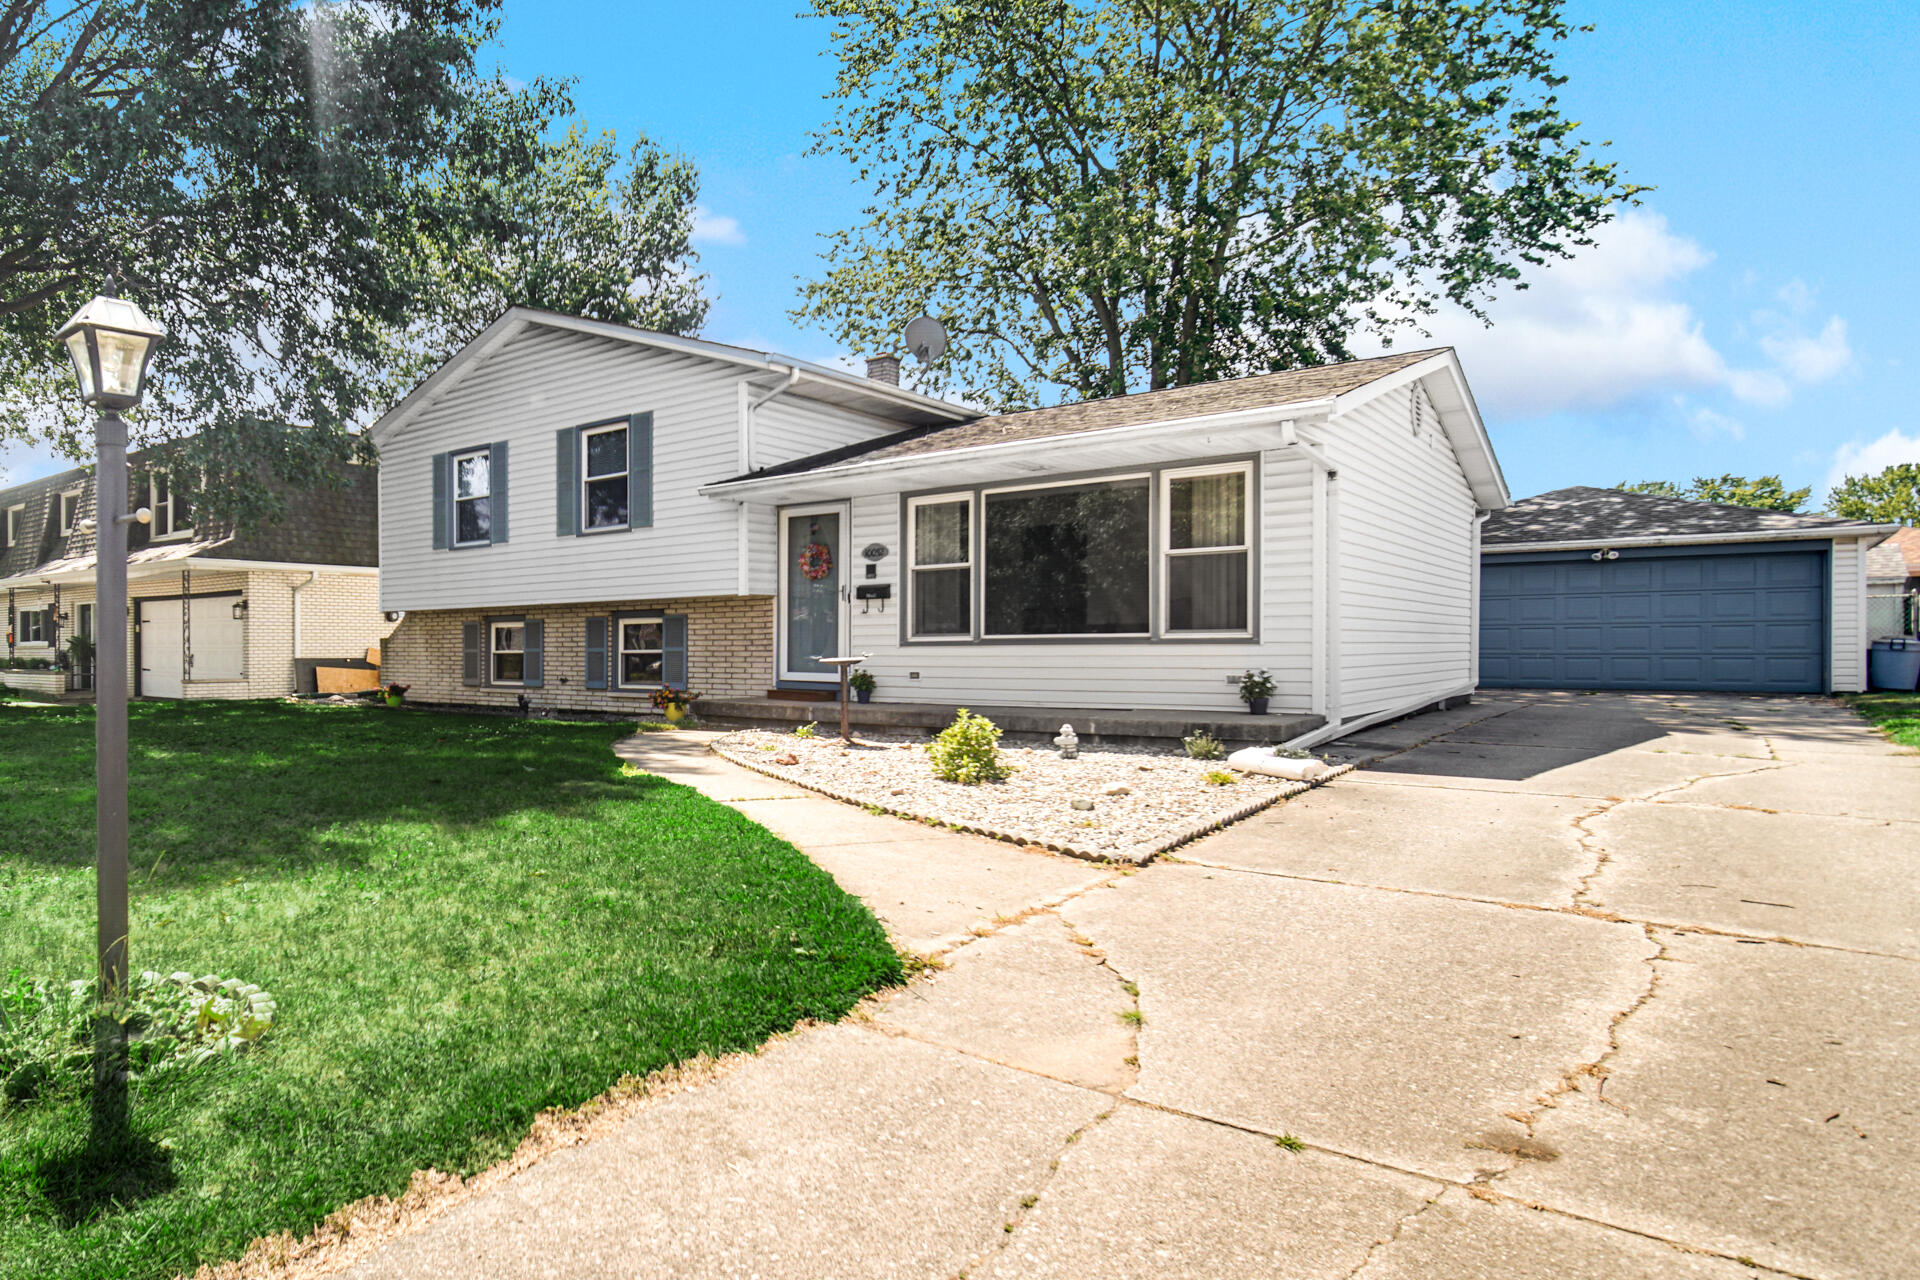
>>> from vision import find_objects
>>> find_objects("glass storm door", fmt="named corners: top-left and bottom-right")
top-left (781, 506), bottom-right (845, 682)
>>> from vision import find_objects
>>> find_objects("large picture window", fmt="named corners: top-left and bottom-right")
top-left (453, 448), bottom-right (492, 546)
top-left (909, 496), bottom-right (971, 637)
top-left (616, 615), bottom-right (664, 686)
top-left (1163, 465), bottom-right (1252, 634)
top-left (983, 477), bottom-right (1150, 637)
top-left (582, 424), bottom-right (629, 530)
top-left (491, 622), bottom-right (526, 684)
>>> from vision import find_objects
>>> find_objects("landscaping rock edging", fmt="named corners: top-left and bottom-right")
top-left (708, 736), bottom-right (1356, 866)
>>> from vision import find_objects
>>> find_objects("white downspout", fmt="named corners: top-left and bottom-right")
top-left (290, 571), bottom-right (318, 680)
top-left (1469, 510), bottom-right (1490, 691)
top-left (736, 366), bottom-right (804, 595)
top-left (1280, 419), bottom-right (1339, 728)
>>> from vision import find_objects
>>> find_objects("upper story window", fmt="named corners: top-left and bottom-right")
top-left (1163, 464), bottom-right (1252, 635)
top-left (582, 423), bottom-right (629, 531)
top-left (983, 476), bottom-right (1151, 638)
top-left (453, 448), bottom-right (492, 546)
top-left (58, 488), bottom-right (82, 535)
top-left (4, 504), bottom-right (21, 548)
top-left (150, 472), bottom-right (193, 540)
top-left (908, 495), bottom-right (972, 638)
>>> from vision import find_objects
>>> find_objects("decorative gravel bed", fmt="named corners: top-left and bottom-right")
top-left (712, 728), bottom-right (1349, 864)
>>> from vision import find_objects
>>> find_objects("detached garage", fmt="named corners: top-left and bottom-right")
top-left (1479, 487), bottom-right (1898, 694)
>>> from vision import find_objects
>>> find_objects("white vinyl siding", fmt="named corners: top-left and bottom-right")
top-left (1831, 536), bottom-right (1868, 693)
top-left (1327, 379), bottom-right (1479, 719)
top-left (379, 325), bottom-right (912, 613)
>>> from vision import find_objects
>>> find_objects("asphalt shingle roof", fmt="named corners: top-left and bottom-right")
top-left (726, 348), bottom-right (1446, 484)
top-left (1483, 486), bottom-right (1884, 547)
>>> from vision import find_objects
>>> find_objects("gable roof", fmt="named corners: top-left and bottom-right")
top-left (1889, 527), bottom-right (1920, 575)
top-left (719, 348), bottom-right (1447, 485)
top-left (1867, 539), bottom-right (1909, 582)
top-left (1484, 486), bottom-right (1894, 549)
top-left (370, 309), bottom-right (973, 447)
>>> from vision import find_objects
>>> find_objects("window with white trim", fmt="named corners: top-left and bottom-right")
top-left (1162, 464), bottom-right (1252, 635)
top-left (615, 614), bottom-right (664, 687)
top-left (58, 488), bottom-right (81, 535)
top-left (453, 447), bottom-right (492, 546)
top-left (18, 608), bottom-right (48, 644)
top-left (983, 476), bottom-right (1151, 637)
top-left (581, 423), bottom-right (629, 531)
top-left (908, 495), bottom-right (972, 637)
top-left (150, 472), bottom-right (193, 539)
top-left (4, 504), bottom-right (21, 548)
top-left (490, 621), bottom-right (526, 684)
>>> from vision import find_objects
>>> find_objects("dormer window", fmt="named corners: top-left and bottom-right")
top-left (3, 504), bottom-right (20, 548)
top-left (151, 472), bottom-right (193, 540)
top-left (58, 488), bottom-right (82, 535)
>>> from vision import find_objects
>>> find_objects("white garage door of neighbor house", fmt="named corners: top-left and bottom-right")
top-left (140, 598), bottom-right (244, 697)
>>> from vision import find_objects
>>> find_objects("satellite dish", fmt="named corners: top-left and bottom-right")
top-left (903, 315), bottom-right (948, 365)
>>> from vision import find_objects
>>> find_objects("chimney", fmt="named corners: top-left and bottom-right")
top-left (865, 353), bottom-right (901, 386)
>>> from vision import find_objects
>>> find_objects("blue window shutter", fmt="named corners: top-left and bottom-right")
top-left (628, 412), bottom-right (653, 529)
top-left (490, 441), bottom-right (509, 544)
top-left (431, 453), bottom-right (449, 550)
top-left (555, 428), bottom-right (578, 537)
top-left (585, 616), bottom-right (608, 690)
top-left (523, 619), bottom-right (545, 688)
top-left (461, 620), bottom-right (482, 686)
top-left (662, 613), bottom-right (687, 690)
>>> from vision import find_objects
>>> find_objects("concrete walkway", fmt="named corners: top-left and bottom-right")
top-left (346, 695), bottom-right (1918, 1280)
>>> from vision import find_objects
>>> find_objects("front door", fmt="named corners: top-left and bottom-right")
top-left (779, 504), bottom-right (847, 683)
top-left (71, 603), bottom-right (94, 692)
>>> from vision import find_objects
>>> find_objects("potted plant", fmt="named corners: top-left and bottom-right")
top-left (1238, 669), bottom-right (1276, 716)
top-left (649, 688), bottom-right (701, 723)
top-left (848, 668), bottom-right (876, 704)
top-left (384, 682), bottom-right (409, 708)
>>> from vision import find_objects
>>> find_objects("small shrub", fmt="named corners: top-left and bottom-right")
top-left (792, 721), bottom-right (817, 739)
top-left (1202, 770), bottom-right (1236, 786)
top-left (928, 708), bottom-right (1008, 784)
top-left (848, 669), bottom-right (875, 694)
top-left (1183, 732), bottom-right (1225, 760)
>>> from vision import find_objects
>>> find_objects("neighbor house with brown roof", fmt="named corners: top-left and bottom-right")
top-left (1, 440), bottom-right (392, 701)
top-left (370, 309), bottom-right (1507, 742)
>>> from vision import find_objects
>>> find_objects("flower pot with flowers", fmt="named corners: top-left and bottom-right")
top-left (1237, 669), bottom-right (1276, 716)
top-left (848, 668), bottom-right (876, 704)
top-left (649, 688), bottom-right (700, 723)
top-left (384, 682), bottom-right (409, 708)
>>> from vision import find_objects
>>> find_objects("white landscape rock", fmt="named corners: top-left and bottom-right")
top-left (1227, 746), bottom-right (1333, 782)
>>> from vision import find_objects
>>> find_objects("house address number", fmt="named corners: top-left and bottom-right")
top-left (861, 542), bottom-right (889, 562)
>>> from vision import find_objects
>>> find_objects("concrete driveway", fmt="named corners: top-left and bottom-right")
top-left (343, 693), bottom-right (1917, 1280)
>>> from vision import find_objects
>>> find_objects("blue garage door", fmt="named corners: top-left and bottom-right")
top-left (1480, 548), bottom-right (1828, 692)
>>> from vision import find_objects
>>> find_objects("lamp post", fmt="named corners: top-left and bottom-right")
top-left (57, 281), bottom-right (164, 998)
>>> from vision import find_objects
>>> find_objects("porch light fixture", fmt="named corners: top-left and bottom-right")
top-left (232, 600), bottom-right (248, 620)
top-left (56, 284), bottom-right (166, 412)
top-left (59, 276), bottom-right (165, 1005)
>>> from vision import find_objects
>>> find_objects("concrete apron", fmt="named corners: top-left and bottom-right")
top-left (342, 698), bottom-right (1917, 1280)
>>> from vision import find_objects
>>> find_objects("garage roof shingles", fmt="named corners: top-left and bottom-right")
top-left (1484, 486), bottom-right (1886, 548)
top-left (730, 348), bottom-right (1446, 483)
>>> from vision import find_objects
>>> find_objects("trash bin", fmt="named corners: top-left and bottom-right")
top-left (1869, 639), bottom-right (1920, 691)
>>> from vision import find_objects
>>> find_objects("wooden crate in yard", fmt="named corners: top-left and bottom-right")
top-left (316, 666), bottom-right (381, 694)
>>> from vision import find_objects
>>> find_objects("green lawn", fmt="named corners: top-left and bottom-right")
top-left (0, 700), bottom-right (900, 1280)
top-left (1846, 691), bottom-right (1920, 748)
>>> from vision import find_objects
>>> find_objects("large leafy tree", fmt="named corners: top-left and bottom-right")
top-left (798, 0), bottom-right (1640, 409)
top-left (0, 1), bottom-right (708, 518)
top-left (1617, 475), bottom-right (1811, 513)
top-left (1828, 463), bottom-right (1920, 525)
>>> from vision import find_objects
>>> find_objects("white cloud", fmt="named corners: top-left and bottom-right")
top-left (1403, 210), bottom-right (1844, 419)
top-left (1825, 428), bottom-right (1920, 498)
top-left (1683, 403), bottom-right (1745, 442)
top-left (1760, 315), bottom-right (1852, 384)
top-left (690, 207), bottom-right (745, 246)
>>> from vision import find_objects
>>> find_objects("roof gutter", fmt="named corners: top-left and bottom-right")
top-left (1484, 525), bottom-right (1901, 554)
top-left (699, 400), bottom-right (1338, 500)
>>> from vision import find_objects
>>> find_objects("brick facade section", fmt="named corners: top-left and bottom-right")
top-left (4, 569), bottom-right (393, 699)
top-left (384, 596), bottom-right (776, 713)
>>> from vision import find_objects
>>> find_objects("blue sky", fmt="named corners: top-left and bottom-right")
top-left (7, 1), bottom-right (1915, 506)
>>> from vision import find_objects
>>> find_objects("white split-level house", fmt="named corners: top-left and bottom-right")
top-left (0, 441), bottom-right (392, 700)
top-left (373, 309), bottom-right (1509, 743)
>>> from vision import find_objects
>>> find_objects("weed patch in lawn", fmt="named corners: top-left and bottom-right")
top-left (0, 700), bottom-right (899, 1280)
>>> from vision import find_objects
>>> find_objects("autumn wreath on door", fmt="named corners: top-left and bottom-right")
top-left (798, 541), bottom-right (834, 581)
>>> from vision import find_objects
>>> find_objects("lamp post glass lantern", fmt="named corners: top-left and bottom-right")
top-left (58, 280), bottom-right (164, 997)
